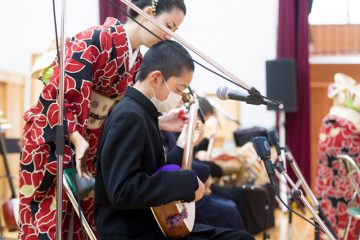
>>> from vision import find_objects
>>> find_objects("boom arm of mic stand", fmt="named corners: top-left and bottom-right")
top-left (274, 164), bottom-right (338, 240)
top-left (63, 176), bottom-right (97, 240)
top-left (283, 147), bottom-right (338, 239)
top-left (120, 0), bottom-right (251, 90)
top-left (284, 148), bottom-right (318, 206)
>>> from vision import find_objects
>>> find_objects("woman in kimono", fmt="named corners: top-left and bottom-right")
top-left (315, 73), bottom-right (360, 239)
top-left (19, 0), bottom-right (187, 239)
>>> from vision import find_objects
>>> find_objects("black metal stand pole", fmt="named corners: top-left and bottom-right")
top-left (263, 196), bottom-right (270, 240)
top-left (55, 0), bottom-right (67, 239)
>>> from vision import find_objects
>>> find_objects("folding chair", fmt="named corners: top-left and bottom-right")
top-left (337, 154), bottom-right (360, 240)
top-left (63, 168), bottom-right (97, 240)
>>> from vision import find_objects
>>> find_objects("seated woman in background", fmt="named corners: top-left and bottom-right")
top-left (161, 95), bottom-right (249, 230)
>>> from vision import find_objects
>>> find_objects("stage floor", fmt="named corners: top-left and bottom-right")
top-left (255, 208), bottom-right (315, 240)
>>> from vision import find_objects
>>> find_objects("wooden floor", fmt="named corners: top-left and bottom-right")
top-left (254, 208), bottom-right (315, 240)
top-left (2, 209), bottom-right (315, 240)
top-left (0, 230), bottom-right (17, 240)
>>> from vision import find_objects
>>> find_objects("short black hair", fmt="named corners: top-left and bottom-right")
top-left (198, 96), bottom-right (214, 116)
top-left (129, 0), bottom-right (186, 19)
top-left (136, 40), bottom-right (194, 81)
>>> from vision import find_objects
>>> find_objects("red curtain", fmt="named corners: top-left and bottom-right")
top-left (277, 0), bottom-right (311, 183)
top-left (99, 0), bottom-right (128, 24)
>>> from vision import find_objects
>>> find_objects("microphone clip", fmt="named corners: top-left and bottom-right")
top-left (242, 87), bottom-right (264, 106)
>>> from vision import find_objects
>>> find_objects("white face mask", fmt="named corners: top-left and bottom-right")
top-left (151, 76), bottom-right (182, 113)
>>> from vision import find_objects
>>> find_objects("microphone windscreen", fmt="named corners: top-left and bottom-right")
top-left (267, 130), bottom-right (279, 146)
top-left (216, 86), bottom-right (229, 100)
top-left (252, 136), bottom-right (271, 159)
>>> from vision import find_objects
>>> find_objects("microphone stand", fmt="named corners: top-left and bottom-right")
top-left (55, 0), bottom-right (67, 239)
top-left (120, 0), bottom-right (283, 111)
top-left (278, 111), bottom-right (288, 213)
top-left (268, 129), bottom-right (338, 239)
top-left (274, 170), bottom-right (293, 240)
top-left (120, 0), bottom-right (250, 90)
top-left (273, 161), bottom-right (338, 240)
top-left (282, 147), bottom-right (338, 240)
top-left (253, 136), bottom-right (337, 240)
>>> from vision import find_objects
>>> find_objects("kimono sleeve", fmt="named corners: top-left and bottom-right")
top-left (62, 28), bottom-right (114, 136)
top-left (23, 27), bottom-right (114, 145)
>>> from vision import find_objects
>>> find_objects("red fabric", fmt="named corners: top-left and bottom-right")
top-left (315, 114), bottom-right (360, 239)
top-left (19, 18), bottom-right (142, 240)
top-left (277, 0), bottom-right (311, 184)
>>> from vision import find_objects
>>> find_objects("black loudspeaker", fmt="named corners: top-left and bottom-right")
top-left (266, 59), bottom-right (297, 112)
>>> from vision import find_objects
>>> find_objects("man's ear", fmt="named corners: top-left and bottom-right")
top-left (149, 70), bottom-right (162, 88)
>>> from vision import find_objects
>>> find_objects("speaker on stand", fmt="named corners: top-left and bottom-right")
top-left (266, 58), bottom-right (297, 113)
top-left (266, 58), bottom-right (297, 238)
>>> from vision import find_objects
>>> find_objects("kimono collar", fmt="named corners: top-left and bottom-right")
top-left (124, 30), bottom-right (140, 69)
top-left (329, 105), bottom-right (360, 130)
top-left (103, 17), bottom-right (141, 73)
top-left (125, 86), bottom-right (159, 120)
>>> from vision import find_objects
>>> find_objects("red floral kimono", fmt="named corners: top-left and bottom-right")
top-left (19, 17), bottom-right (142, 240)
top-left (315, 109), bottom-right (360, 240)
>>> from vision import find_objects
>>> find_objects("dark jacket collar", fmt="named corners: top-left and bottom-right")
top-left (125, 86), bottom-right (159, 120)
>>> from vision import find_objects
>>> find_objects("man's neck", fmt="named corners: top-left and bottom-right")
top-left (134, 81), bottom-right (152, 99)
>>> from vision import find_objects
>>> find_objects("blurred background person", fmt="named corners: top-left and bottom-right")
top-left (315, 73), bottom-right (360, 239)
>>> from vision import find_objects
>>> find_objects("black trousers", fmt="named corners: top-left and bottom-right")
top-left (187, 223), bottom-right (254, 240)
top-left (99, 223), bottom-right (254, 240)
top-left (211, 184), bottom-right (276, 235)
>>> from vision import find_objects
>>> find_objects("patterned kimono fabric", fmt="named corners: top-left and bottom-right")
top-left (19, 18), bottom-right (142, 240)
top-left (315, 107), bottom-right (360, 240)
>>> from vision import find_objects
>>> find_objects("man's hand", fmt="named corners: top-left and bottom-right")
top-left (192, 120), bottom-right (204, 146)
top-left (176, 120), bottom-right (204, 149)
top-left (69, 131), bottom-right (92, 181)
top-left (204, 176), bottom-right (213, 195)
top-left (158, 108), bottom-right (188, 132)
top-left (194, 177), bottom-right (205, 201)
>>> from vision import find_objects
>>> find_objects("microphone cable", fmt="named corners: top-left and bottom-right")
top-left (276, 193), bottom-right (320, 230)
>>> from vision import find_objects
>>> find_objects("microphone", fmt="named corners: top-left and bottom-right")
top-left (267, 129), bottom-right (281, 156)
top-left (216, 86), bottom-right (284, 110)
top-left (252, 136), bottom-right (278, 193)
top-left (267, 129), bottom-right (287, 174)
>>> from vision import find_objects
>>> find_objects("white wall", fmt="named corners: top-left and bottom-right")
top-left (0, 0), bottom-right (278, 129)
top-left (177, 0), bottom-right (278, 129)
top-left (0, 0), bottom-right (99, 109)
top-left (0, 0), bottom-right (99, 75)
